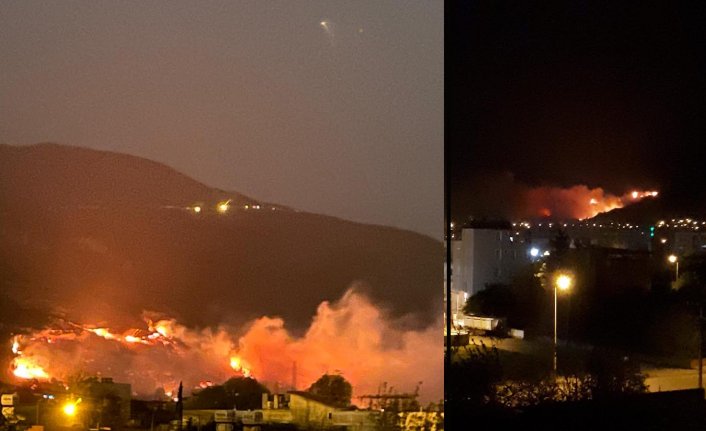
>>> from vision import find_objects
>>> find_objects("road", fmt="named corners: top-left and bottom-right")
top-left (464, 335), bottom-right (705, 394)
top-left (643, 367), bottom-right (702, 393)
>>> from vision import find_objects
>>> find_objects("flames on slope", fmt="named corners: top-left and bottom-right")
top-left (7, 286), bottom-right (442, 403)
top-left (9, 317), bottom-right (242, 395)
top-left (523, 186), bottom-right (658, 220)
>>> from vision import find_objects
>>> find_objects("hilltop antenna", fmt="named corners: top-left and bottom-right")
top-left (292, 361), bottom-right (297, 391)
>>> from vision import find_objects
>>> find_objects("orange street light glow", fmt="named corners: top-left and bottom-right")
top-left (217, 200), bottom-right (231, 214)
top-left (63, 399), bottom-right (81, 416)
top-left (556, 274), bottom-right (573, 291)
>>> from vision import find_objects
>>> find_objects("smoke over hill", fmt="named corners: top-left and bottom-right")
top-left (452, 170), bottom-right (659, 221)
top-left (0, 143), bottom-right (442, 400)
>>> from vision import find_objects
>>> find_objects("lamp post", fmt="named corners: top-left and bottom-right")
top-left (668, 254), bottom-right (679, 281)
top-left (63, 400), bottom-right (78, 417)
top-left (554, 272), bottom-right (573, 374)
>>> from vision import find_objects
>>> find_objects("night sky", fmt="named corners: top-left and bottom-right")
top-left (0, 1), bottom-right (442, 238)
top-left (448, 2), bottom-right (706, 218)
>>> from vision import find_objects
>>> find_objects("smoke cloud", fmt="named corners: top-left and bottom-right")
top-left (456, 171), bottom-right (657, 220)
top-left (8, 286), bottom-right (443, 404)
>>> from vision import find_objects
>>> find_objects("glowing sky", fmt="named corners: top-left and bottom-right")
top-left (0, 1), bottom-right (442, 238)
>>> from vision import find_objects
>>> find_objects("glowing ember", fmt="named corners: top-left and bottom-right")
top-left (12, 358), bottom-right (49, 380)
top-left (229, 356), bottom-right (240, 370)
top-left (89, 328), bottom-right (117, 340)
top-left (229, 356), bottom-right (252, 378)
top-left (154, 325), bottom-right (169, 337)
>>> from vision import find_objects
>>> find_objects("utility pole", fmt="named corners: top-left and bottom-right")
top-left (699, 305), bottom-right (704, 390)
top-left (176, 382), bottom-right (183, 431)
top-left (292, 361), bottom-right (297, 391)
top-left (553, 283), bottom-right (558, 374)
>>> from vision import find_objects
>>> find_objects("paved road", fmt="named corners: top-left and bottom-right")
top-left (644, 367), bottom-right (702, 393)
top-left (465, 335), bottom-right (705, 394)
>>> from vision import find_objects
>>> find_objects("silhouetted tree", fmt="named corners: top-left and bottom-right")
top-left (463, 283), bottom-right (513, 317)
top-left (185, 377), bottom-right (268, 410)
top-left (447, 342), bottom-right (503, 410)
top-left (586, 348), bottom-right (647, 399)
top-left (463, 267), bottom-right (547, 331)
top-left (306, 374), bottom-right (352, 408)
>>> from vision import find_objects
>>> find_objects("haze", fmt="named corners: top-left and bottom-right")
top-left (0, 1), bottom-right (442, 238)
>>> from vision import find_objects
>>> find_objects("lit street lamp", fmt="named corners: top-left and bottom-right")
top-left (554, 272), bottom-right (573, 374)
top-left (63, 401), bottom-right (78, 417)
top-left (668, 254), bottom-right (679, 281)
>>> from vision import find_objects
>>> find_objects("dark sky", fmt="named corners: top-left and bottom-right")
top-left (0, 1), bottom-right (442, 238)
top-left (448, 2), bottom-right (706, 216)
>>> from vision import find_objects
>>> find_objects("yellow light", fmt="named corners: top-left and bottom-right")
top-left (63, 402), bottom-right (77, 416)
top-left (230, 356), bottom-right (240, 370)
top-left (217, 200), bottom-right (231, 214)
top-left (556, 274), bottom-right (573, 291)
top-left (193, 206), bottom-right (201, 214)
top-left (668, 254), bottom-right (678, 264)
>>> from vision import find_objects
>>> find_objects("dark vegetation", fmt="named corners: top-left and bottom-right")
top-left (185, 377), bottom-right (269, 410)
top-left (305, 374), bottom-right (352, 408)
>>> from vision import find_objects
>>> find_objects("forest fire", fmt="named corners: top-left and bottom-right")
top-left (6, 287), bottom-right (442, 403)
top-left (522, 186), bottom-right (659, 220)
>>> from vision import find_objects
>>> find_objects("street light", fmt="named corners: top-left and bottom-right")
top-left (668, 254), bottom-right (679, 281)
top-left (62, 397), bottom-right (81, 418)
top-left (554, 272), bottom-right (573, 374)
top-left (63, 401), bottom-right (78, 417)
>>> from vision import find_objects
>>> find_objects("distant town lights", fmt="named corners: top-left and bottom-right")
top-left (217, 200), bottom-right (231, 214)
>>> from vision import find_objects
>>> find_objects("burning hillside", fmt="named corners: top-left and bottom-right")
top-left (8, 286), bottom-right (443, 404)
top-left (523, 186), bottom-right (658, 220)
top-left (454, 170), bottom-right (659, 221)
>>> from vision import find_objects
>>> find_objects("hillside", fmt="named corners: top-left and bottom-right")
top-left (0, 144), bottom-right (441, 332)
top-left (591, 195), bottom-right (706, 225)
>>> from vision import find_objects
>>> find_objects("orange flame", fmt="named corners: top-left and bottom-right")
top-left (4, 288), bottom-right (442, 403)
top-left (524, 186), bottom-right (659, 220)
top-left (12, 357), bottom-right (49, 380)
top-left (229, 356), bottom-right (252, 378)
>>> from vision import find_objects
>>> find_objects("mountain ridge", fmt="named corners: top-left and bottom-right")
top-left (0, 143), bottom-right (441, 332)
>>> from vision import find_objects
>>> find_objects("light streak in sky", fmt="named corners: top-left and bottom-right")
top-left (320, 19), bottom-right (335, 47)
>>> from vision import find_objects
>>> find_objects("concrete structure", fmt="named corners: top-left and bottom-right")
top-left (288, 392), bottom-right (377, 431)
top-left (451, 222), bottom-right (533, 297)
top-left (185, 393), bottom-right (380, 431)
top-left (670, 231), bottom-right (706, 256)
top-left (568, 247), bottom-right (653, 293)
